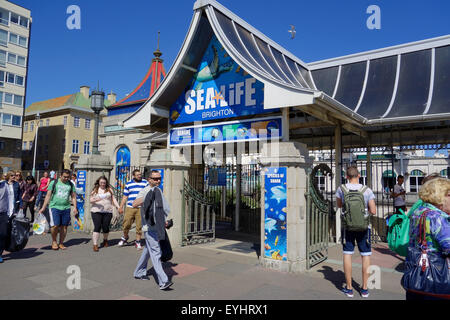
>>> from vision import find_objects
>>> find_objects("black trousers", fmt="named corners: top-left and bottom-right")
top-left (22, 200), bottom-right (36, 222)
top-left (91, 212), bottom-right (113, 233)
top-left (0, 212), bottom-right (8, 256)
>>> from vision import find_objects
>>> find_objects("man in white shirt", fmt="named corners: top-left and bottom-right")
top-left (392, 175), bottom-right (406, 215)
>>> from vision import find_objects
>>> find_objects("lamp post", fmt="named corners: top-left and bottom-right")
top-left (90, 90), bottom-right (105, 155)
top-left (32, 112), bottom-right (40, 177)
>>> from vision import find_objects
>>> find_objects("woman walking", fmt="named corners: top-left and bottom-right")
top-left (21, 176), bottom-right (39, 222)
top-left (36, 171), bottom-right (50, 210)
top-left (90, 176), bottom-right (119, 252)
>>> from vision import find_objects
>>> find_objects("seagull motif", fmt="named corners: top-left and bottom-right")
top-left (288, 25), bottom-right (296, 39)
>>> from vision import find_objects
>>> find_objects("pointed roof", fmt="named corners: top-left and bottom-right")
top-left (109, 36), bottom-right (166, 109)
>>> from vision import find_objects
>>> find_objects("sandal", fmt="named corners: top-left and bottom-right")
top-left (52, 242), bottom-right (59, 250)
top-left (59, 244), bottom-right (67, 250)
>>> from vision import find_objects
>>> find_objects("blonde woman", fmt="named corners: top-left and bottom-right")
top-left (90, 176), bottom-right (120, 252)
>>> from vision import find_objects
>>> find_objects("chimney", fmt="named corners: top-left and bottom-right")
top-left (80, 86), bottom-right (90, 99)
top-left (107, 91), bottom-right (117, 104)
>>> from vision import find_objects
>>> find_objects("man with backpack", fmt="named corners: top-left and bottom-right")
top-left (39, 169), bottom-right (78, 250)
top-left (336, 166), bottom-right (376, 298)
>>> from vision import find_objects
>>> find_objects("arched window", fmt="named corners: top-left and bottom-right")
top-left (315, 171), bottom-right (325, 191)
top-left (409, 169), bottom-right (425, 192)
top-left (382, 170), bottom-right (396, 190)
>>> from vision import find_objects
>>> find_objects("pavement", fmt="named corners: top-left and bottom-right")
top-left (0, 228), bottom-right (407, 300)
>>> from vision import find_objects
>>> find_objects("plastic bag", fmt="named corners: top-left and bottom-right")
top-left (33, 213), bottom-right (49, 235)
top-left (6, 216), bottom-right (31, 252)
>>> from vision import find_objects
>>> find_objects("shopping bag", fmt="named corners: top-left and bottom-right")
top-left (32, 213), bottom-right (49, 235)
top-left (401, 211), bottom-right (450, 299)
top-left (6, 216), bottom-right (31, 252)
top-left (387, 209), bottom-right (410, 257)
top-left (160, 231), bottom-right (173, 262)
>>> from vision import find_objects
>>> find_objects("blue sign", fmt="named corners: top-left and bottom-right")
top-left (169, 35), bottom-right (276, 124)
top-left (263, 167), bottom-right (287, 261)
top-left (169, 116), bottom-right (282, 147)
top-left (208, 167), bottom-right (227, 186)
top-left (74, 170), bottom-right (86, 231)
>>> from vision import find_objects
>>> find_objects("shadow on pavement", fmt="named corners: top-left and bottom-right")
top-left (372, 246), bottom-right (405, 262)
top-left (40, 237), bottom-right (91, 250)
top-left (3, 248), bottom-right (43, 260)
top-left (316, 265), bottom-right (361, 292)
top-left (144, 262), bottom-right (178, 290)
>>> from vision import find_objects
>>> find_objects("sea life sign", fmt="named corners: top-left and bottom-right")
top-left (74, 170), bottom-right (86, 231)
top-left (263, 167), bottom-right (287, 261)
top-left (169, 35), bottom-right (276, 124)
top-left (169, 116), bottom-right (282, 146)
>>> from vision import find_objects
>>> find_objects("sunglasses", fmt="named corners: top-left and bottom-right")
top-left (151, 177), bottom-right (161, 181)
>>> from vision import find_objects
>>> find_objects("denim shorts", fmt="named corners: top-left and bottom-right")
top-left (49, 208), bottom-right (71, 227)
top-left (342, 228), bottom-right (372, 256)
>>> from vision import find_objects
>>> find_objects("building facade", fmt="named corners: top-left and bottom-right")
top-left (0, 0), bottom-right (31, 173)
top-left (22, 86), bottom-right (115, 173)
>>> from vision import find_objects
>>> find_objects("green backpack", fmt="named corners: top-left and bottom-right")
top-left (341, 184), bottom-right (369, 232)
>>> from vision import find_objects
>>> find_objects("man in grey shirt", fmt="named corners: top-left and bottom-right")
top-left (132, 170), bottom-right (173, 290)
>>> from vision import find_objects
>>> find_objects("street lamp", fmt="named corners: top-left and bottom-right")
top-left (32, 112), bottom-right (40, 177)
top-left (90, 90), bottom-right (105, 155)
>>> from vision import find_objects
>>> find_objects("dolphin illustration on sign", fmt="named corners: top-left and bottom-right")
top-left (265, 218), bottom-right (277, 234)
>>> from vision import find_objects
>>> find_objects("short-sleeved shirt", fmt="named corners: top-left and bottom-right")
top-left (123, 179), bottom-right (149, 208)
top-left (335, 183), bottom-right (375, 209)
top-left (49, 180), bottom-right (74, 210)
top-left (393, 184), bottom-right (406, 207)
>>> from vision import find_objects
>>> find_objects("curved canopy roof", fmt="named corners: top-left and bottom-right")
top-left (123, 0), bottom-right (450, 135)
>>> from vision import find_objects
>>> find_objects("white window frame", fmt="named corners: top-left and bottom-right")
top-left (30, 121), bottom-right (34, 132)
top-left (22, 141), bottom-right (27, 150)
top-left (74, 116), bottom-right (80, 128)
top-left (409, 170), bottom-right (425, 193)
top-left (83, 141), bottom-right (90, 154)
top-left (46, 119), bottom-right (50, 127)
top-left (72, 139), bottom-right (79, 154)
top-left (7, 52), bottom-right (26, 67)
top-left (63, 116), bottom-right (67, 127)
top-left (85, 118), bottom-right (90, 129)
top-left (8, 31), bottom-right (28, 48)
top-left (23, 121), bottom-right (28, 132)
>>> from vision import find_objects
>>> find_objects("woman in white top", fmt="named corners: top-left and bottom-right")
top-left (90, 176), bottom-right (119, 252)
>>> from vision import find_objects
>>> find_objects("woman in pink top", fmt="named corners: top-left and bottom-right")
top-left (90, 176), bottom-right (120, 252)
top-left (35, 172), bottom-right (50, 210)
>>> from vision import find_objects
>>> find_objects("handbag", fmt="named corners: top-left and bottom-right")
top-left (401, 210), bottom-right (450, 299)
top-left (160, 230), bottom-right (173, 262)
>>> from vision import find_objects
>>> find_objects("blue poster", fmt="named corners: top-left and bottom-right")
top-left (208, 167), bottom-right (227, 186)
top-left (169, 116), bottom-right (282, 146)
top-left (169, 35), bottom-right (277, 124)
top-left (263, 167), bottom-right (287, 261)
top-left (116, 146), bottom-right (131, 193)
top-left (74, 170), bottom-right (86, 231)
top-left (152, 168), bottom-right (164, 192)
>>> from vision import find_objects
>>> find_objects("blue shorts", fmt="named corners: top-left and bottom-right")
top-left (342, 229), bottom-right (372, 256)
top-left (49, 208), bottom-right (71, 227)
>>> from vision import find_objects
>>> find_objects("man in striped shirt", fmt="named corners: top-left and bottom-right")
top-left (118, 169), bottom-right (149, 249)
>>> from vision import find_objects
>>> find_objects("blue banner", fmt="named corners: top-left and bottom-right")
top-left (169, 35), bottom-right (277, 124)
top-left (263, 167), bottom-right (287, 261)
top-left (74, 170), bottom-right (86, 231)
top-left (208, 167), bottom-right (227, 186)
top-left (169, 116), bottom-right (282, 147)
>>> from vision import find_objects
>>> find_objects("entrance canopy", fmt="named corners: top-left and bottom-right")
top-left (123, 0), bottom-right (450, 149)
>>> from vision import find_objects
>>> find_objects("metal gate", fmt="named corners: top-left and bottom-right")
top-left (181, 178), bottom-right (216, 245)
top-left (306, 164), bottom-right (334, 269)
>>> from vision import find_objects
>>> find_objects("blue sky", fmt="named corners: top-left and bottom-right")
top-left (15, 0), bottom-right (449, 107)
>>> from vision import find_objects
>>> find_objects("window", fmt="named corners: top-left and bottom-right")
top-left (83, 141), bottom-right (90, 154)
top-left (0, 29), bottom-right (7, 46)
top-left (85, 118), bottom-right (90, 129)
top-left (0, 141), bottom-right (4, 150)
top-left (10, 13), bottom-right (19, 24)
top-left (63, 116), bottom-right (67, 127)
top-left (0, 50), bottom-right (5, 66)
top-left (0, 8), bottom-right (9, 26)
top-left (13, 95), bottom-right (23, 106)
top-left (7, 53), bottom-right (26, 66)
top-left (72, 140), bottom-right (79, 153)
top-left (19, 17), bottom-right (29, 28)
top-left (8, 32), bottom-right (27, 48)
top-left (18, 36), bottom-right (27, 47)
top-left (30, 121), bottom-right (34, 132)
top-left (74, 116), bottom-right (80, 128)
top-left (29, 141), bottom-right (32, 149)
top-left (39, 120), bottom-right (43, 127)
top-left (2, 113), bottom-right (11, 125)
top-left (7, 72), bottom-right (14, 84)
top-left (4, 93), bottom-right (13, 104)
top-left (22, 141), bottom-right (27, 150)
top-left (410, 169), bottom-right (425, 193)
top-left (17, 56), bottom-right (25, 66)
top-left (12, 115), bottom-right (21, 126)
top-left (5, 72), bottom-right (25, 86)
top-left (8, 53), bottom-right (16, 64)
top-left (359, 170), bottom-right (367, 185)
top-left (24, 122), bottom-right (28, 132)
top-left (0, 71), bottom-right (4, 86)
top-left (9, 33), bottom-right (17, 44)
top-left (46, 119), bottom-right (50, 127)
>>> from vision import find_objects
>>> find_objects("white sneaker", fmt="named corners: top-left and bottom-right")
top-left (118, 237), bottom-right (127, 247)
top-left (135, 241), bottom-right (142, 250)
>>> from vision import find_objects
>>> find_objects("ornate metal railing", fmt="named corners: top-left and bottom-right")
top-left (181, 178), bottom-right (215, 246)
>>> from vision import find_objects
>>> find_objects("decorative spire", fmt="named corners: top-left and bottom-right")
top-left (153, 31), bottom-right (162, 59)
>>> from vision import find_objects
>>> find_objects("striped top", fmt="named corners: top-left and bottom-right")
top-left (123, 179), bottom-right (149, 207)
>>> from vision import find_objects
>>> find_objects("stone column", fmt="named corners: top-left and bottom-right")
top-left (259, 141), bottom-right (313, 273)
top-left (74, 154), bottom-right (114, 233)
top-left (145, 147), bottom-right (191, 248)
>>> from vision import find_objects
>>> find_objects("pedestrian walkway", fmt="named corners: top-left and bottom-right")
top-left (0, 230), bottom-right (406, 300)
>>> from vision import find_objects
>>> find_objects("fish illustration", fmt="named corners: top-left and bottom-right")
top-left (274, 236), bottom-right (279, 246)
top-left (271, 250), bottom-right (280, 259)
top-left (270, 186), bottom-right (287, 204)
top-left (281, 207), bottom-right (287, 213)
top-left (265, 218), bottom-right (277, 234)
top-left (264, 243), bottom-right (271, 250)
top-left (193, 45), bottom-right (234, 90)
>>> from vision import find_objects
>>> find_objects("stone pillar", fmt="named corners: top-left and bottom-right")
top-left (259, 141), bottom-right (313, 273)
top-left (74, 154), bottom-right (114, 233)
top-left (145, 147), bottom-right (191, 248)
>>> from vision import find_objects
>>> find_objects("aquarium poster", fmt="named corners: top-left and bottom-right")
top-left (263, 167), bottom-right (287, 261)
top-left (74, 170), bottom-right (86, 231)
top-left (169, 34), bottom-right (277, 125)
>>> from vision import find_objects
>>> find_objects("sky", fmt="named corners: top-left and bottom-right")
top-left (14, 0), bottom-right (449, 106)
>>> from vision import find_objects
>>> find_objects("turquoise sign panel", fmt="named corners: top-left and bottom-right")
top-left (263, 167), bottom-right (287, 261)
top-left (170, 35), bottom-right (276, 124)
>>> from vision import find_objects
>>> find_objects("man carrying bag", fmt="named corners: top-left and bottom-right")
top-left (131, 170), bottom-right (173, 290)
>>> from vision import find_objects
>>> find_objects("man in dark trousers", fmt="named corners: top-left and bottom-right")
top-left (132, 170), bottom-right (172, 290)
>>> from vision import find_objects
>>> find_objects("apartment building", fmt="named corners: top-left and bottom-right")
top-left (0, 0), bottom-right (31, 172)
top-left (22, 86), bottom-right (115, 172)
